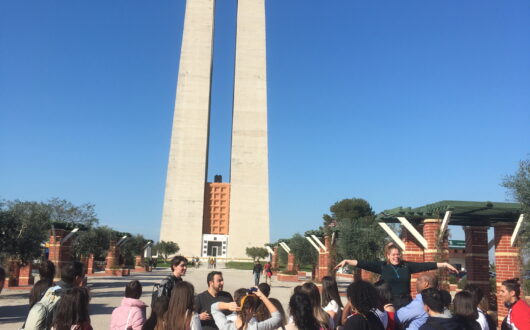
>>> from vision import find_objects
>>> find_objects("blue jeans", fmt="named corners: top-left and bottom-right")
top-left (253, 272), bottom-right (260, 286)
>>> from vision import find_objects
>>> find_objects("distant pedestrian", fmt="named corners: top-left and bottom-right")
top-left (263, 262), bottom-right (273, 284)
top-left (50, 286), bottom-right (92, 330)
top-left (110, 280), bottom-right (147, 330)
top-left (29, 260), bottom-right (56, 308)
top-left (252, 261), bottom-right (263, 286)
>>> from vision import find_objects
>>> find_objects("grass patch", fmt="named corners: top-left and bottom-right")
top-left (226, 261), bottom-right (255, 270)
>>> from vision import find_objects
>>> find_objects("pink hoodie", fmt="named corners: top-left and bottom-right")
top-left (110, 297), bottom-right (147, 330)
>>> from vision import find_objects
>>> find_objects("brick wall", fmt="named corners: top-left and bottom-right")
top-left (494, 224), bottom-right (521, 325)
top-left (402, 224), bottom-right (424, 297)
top-left (464, 226), bottom-right (490, 298)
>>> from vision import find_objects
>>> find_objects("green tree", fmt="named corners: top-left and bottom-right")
top-left (155, 241), bottom-right (179, 261)
top-left (120, 234), bottom-right (148, 266)
top-left (246, 247), bottom-right (269, 261)
top-left (45, 198), bottom-right (99, 228)
top-left (0, 201), bottom-right (50, 265)
top-left (502, 157), bottom-right (530, 258)
top-left (322, 198), bottom-right (374, 234)
top-left (324, 198), bottom-right (386, 262)
top-left (73, 226), bottom-right (115, 260)
top-left (290, 233), bottom-right (318, 266)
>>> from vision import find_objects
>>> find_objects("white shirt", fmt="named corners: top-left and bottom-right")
top-left (477, 309), bottom-right (490, 330)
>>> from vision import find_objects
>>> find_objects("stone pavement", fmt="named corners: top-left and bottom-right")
top-left (0, 265), bottom-right (308, 329)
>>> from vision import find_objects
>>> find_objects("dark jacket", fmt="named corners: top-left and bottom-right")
top-left (158, 275), bottom-right (182, 298)
top-left (419, 316), bottom-right (463, 330)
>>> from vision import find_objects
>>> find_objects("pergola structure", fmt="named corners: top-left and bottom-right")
top-left (376, 200), bottom-right (525, 324)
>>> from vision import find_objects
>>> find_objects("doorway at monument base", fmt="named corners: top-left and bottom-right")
top-left (202, 234), bottom-right (228, 258)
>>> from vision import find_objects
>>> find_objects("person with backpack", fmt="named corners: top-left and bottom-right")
top-left (151, 256), bottom-right (187, 307)
top-left (24, 261), bottom-right (86, 330)
top-left (50, 287), bottom-right (92, 330)
top-left (110, 280), bottom-right (147, 330)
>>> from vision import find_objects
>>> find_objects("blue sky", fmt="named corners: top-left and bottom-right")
top-left (1, 1), bottom-right (529, 243)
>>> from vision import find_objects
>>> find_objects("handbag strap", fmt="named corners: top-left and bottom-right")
top-left (125, 308), bottom-right (133, 329)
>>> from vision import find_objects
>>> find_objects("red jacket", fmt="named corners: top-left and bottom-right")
top-left (504, 299), bottom-right (530, 330)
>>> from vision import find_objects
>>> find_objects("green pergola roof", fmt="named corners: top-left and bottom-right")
top-left (377, 200), bottom-right (522, 226)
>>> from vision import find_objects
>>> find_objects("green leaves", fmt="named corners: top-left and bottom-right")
top-left (246, 247), bottom-right (269, 261)
top-left (155, 240), bottom-right (179, 261)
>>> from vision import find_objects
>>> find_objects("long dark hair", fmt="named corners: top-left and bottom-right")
top-left (299, 282), bottom-right (331, 328)
top-left (142, 295), bottom-right (169, 330)
top-left (321, 276), bottom-right (344, 309)
top-left (165, 281), bottom-right (194, 330)
top-left (453, 291), bottom-right (478, 320)
top-left (373, 280), bottom-right (392, 308)
top-left (289, 293), bottom-right (320, 330)
top-left (346, 280), bottom-right (380, 315)
top-left (29, 260), bottom-right (57, 307)
top-left (51, 287), bottom-right (90, 330)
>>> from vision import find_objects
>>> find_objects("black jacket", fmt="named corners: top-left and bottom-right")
top-left (419, 316), bottom-right (463, 330)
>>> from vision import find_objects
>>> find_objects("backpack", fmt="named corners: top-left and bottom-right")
top-left (150, 276), bottom-right (173, 308)
top-left (23, 285), bottom-right (62, 330)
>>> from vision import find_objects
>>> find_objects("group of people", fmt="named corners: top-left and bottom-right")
top-left (252, 260), bottom-right (273, 286)
top-left (1, 242), bottom-right (529, 330)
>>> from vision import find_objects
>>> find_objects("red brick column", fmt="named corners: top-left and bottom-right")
top-left (423, 219), bottom-right (449, 287)
top-left (316, 236), bottom-right (332, 282)
top-left (494, 224), bottom-right (521, 326)
top-left (18, 264), bottom-right (34, 286)
top-left (105, 241), bottom-right (118, 275)
top-left (272, 247), bottom-right (279, 270)
top-left (135, 255), bottom-right (144, 271)
top-left (464, 226), bottom-right (490, 298)
top-left (87, 254), bottom-right (95, 274)
top-left (48, 229), bottom-right (73, 280)
top-left (402, 224), bottom-right (424, 297)
top-left (5, 260), bottom-right (20, 288)
top-left (287, 253), bottom-right (296, 272)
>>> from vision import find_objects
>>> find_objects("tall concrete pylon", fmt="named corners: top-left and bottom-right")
top-left (228, 0), bottom-right (270, 258)
top-left (160, 0), bottom-right (215, 257)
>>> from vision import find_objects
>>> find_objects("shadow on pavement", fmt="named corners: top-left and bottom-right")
top-left (0, 304), bottom-right (29, 324)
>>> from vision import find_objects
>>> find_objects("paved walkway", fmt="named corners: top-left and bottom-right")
top-left (0, 265), bottom-right (307, 329)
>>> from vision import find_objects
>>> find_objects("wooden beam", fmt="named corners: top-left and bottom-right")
top-left (397, 217), bottom-right (428, 249)
top-left (438, 211), bottom-right (452, 241)
top-left (305, 237), bottom-right (321, 252)
top-left (378, 223), bottom-right (406, 251)
top-left (511, 214), bottom-right (525, 247)
top-left (311, 234), bottom-right (327, 252)
top-left (279, 242), bottom-right (291, 253)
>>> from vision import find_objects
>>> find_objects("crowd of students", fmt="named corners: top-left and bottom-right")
top-left (1, 253), bottom-right (529, 330)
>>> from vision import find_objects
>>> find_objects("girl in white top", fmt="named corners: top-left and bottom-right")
top-left (211, 287), bottom-right (281, 330)
top-left (164, 281), bottom-right (202, 330)
top-left (321, 276), bottom-right (344, 327)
